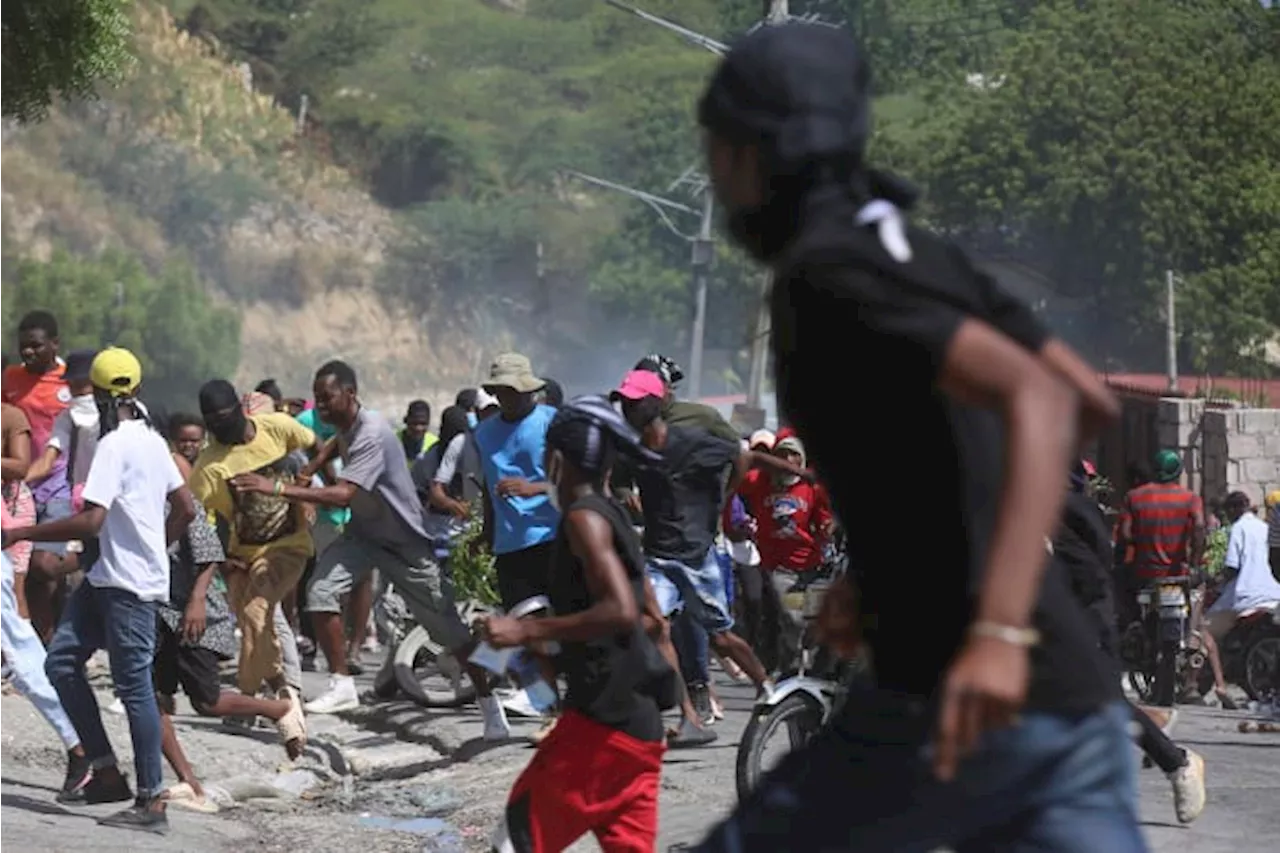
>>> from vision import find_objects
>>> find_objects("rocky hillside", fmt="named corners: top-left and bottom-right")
top-left (1, 4), bottom-right (478, 408)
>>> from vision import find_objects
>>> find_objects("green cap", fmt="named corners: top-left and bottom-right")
top-left (1153, 449), bottom-right (1183, 483)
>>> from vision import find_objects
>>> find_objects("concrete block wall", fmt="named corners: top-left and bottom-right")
top-left (1157, 398), bottom-right (1207, 495)
top-left (1194, 406), bottom-right (1280, 506)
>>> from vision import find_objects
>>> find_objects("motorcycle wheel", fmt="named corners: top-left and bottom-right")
top-left (735, 692), bottom-right (825, 801)
top-left (392, 624), bottom-right (477, 707)
top-left (1243, 633), bottom-right (1280, 701)
top-left (391, 600), bottom-right (499, 706)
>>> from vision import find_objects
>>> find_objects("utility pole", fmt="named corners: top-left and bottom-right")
top-left (600, 0), bottom-right (828, 408)
top-left (688, 189), bottom-right (715, 398)
top-left (1166, 269), bottom-right (1178, 392)
top-left (563, 169), bottom-right (709, 391)
top-left (743, 0), bottom-right (789, 413)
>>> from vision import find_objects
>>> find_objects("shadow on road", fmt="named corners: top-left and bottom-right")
top-left (0, 792), bottom-right (77, 818)
top-left (1, 778), bottom-right (61, 795)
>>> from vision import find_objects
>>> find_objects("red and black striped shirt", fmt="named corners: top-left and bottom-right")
top-left (1120, 483), bottom-right (1203, 578)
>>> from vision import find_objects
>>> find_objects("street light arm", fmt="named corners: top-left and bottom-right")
top-left (562, 169), bottom-right (701, 241)
top-left (603, 0), bottom-right (729, 55)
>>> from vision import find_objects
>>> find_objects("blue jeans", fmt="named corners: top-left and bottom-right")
top-left (672, 609), bottom-right (710, 685)
top-left (694, 694), bottom-right (1146, 853)
top-left (45, 583), bottom-right (164, 799)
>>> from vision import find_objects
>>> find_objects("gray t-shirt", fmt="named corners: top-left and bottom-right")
top-left (338, 407), bottom-right (431, 548)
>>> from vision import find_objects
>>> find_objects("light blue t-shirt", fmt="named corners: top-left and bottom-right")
top-left (473, 404), bottom-right (559, 555)
top-left (295, 408), bottom-right (351, 527)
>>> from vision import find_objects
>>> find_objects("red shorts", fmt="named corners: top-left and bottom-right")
top-left (497, 709), bottom-right (665, 853)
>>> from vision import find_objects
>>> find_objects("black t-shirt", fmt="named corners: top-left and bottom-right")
top-left (1055, 489), bottom-right (1123, 660)
top-left (1055, 490), bottom-right (1114, 606)
top-left (633, 424), bottom-right (739, 565)
top-left (770, 192), bottom-right (1117, 714)
top-left (549, 492), bottom-right (663, 742)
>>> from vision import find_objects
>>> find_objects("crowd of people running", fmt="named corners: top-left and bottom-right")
top-left (0, 303), bottom-right (824, 837)
top-left (2, 21), bottom-right (1278, 853)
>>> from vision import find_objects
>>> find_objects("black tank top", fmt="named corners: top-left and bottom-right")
top-left (549, 491), bottom-right (663, 742)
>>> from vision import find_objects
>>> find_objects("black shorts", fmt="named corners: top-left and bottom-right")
top-left (494, 541), bottom-right (555, 611)
top-left (153, 621), bottom-right (222, 710)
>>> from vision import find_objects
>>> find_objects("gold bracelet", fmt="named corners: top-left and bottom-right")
top-left (970, 621), bottom-right (1041, 648)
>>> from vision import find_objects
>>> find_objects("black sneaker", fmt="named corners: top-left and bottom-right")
top-left (667, 716), bottom-right (718, 749)
top-left (98, 797), bottom-right (169, 835)
top-left (57, 771), bottom-right (133, 805)
top-left (690, 683), bottom-right (713, 725)
top-left (60, 752), bottom-right (92, 800)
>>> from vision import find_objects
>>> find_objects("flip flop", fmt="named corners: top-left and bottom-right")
top-left (163, 782), bottom-right (219, 814)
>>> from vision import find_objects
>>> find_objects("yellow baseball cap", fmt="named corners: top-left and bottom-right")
top-left (90, 347), bottom-right (143, 397)
top-left (1266, 489), bottom-right (1280, 510)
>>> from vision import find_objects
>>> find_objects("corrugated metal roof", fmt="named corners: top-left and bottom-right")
top-left (1103, 373), bottom-right (1279, 406)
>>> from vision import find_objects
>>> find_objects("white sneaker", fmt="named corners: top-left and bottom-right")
top-left (479, 695), bottom-right (511, 742)
top-left (304, 675), bottom-right (360, 714)
top-left (1169, 749), bottom-right (1206, 824)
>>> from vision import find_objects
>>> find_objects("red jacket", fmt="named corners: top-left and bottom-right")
top-left (737, 470), bottom-right (832, 571)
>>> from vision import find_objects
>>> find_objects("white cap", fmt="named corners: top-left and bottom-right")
top-left (748, 429), bottom-right (776, 450)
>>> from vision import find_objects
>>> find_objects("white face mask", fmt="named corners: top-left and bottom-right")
top-left (70, 393), bottom-right (98, 418)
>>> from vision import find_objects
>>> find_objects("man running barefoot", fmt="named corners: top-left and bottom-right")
top-left (239, 361), bottom-right (509, 738)
top-left (485, 396), bottom-right (672, 852)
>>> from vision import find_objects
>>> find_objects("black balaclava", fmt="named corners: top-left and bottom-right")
top-left (698, 22), bottom-right (917, 262)
top-left (199, 379), bottom-right (248, 446)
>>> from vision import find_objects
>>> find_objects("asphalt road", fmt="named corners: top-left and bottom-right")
top-left (3, 660), bottom-right (1276, 852)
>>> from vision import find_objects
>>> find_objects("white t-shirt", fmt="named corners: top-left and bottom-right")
top-left (1211, 511), bottom-right (1280, 614)
top-left (433, 432), bottom-right (467, 485)
top-left (82, 419), bottom-right (184, 602)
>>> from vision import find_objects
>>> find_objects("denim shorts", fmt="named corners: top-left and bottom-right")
top-left (646, 549), bottom-right (735, 634)
top-left (31, 498), bottom-right (73, 555)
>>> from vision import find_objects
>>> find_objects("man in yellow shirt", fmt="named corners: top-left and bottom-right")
top-left (190, 380), bottom-right (323, 703)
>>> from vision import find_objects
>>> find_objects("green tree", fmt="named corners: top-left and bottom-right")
top-left (914, 0), bottom-right (1280, 372)
top-left (1, 247), bottom-right (241, 408)
top-left (2, 0), bottom-right (134, 123)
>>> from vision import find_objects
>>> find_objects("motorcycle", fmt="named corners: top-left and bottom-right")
top-left (1119, 576), bottom-right (1200, 706)
top-left (1208, 601), bottom-right (1280, 702)
top-left (735, 544), bottom-right (869, 798)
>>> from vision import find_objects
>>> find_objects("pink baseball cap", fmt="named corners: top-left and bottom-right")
top-left (612, 369), bottom-right (666, 401)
